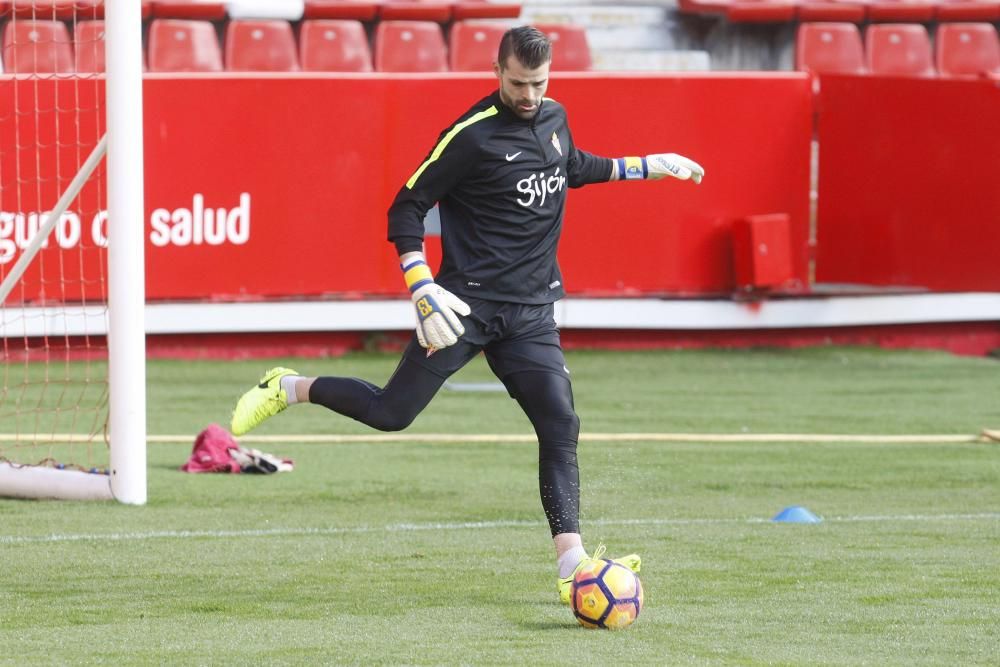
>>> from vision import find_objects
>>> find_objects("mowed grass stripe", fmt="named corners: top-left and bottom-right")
top-left (4, 512), bottom-right (999, 545)
top-left (1, 431), bottom-right (995, 443)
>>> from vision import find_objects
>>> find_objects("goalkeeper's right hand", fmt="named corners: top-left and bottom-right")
top-left (401, 254), bottom-right (471, 350)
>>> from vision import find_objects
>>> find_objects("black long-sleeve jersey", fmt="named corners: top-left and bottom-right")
top-left (388, 90), bottom-right (613, 304)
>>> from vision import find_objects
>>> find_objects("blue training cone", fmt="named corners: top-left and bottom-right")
top-left (772, 505), bottom-right (822, 523)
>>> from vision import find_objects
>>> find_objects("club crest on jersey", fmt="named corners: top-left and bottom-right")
top-left (550, 132), bottom-right (562, 156)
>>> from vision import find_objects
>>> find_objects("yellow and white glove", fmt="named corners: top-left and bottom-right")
top-left (615, 153), bottom-right (705, 184)
top-left (401, 254), bottom-right (471, 350)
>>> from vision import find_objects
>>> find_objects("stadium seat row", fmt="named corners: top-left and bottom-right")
top-left (0, 18), bottom-right (591, 73)
top-left (679, 0), bottom-right (1000, 24)
top-left (0, 0), bottom-right (522, 23)
top-left (797, 21), bottom-right (1000, 76)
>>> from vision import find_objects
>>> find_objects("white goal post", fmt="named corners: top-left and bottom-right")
top-left (0, 0), bottom-right (146, 503)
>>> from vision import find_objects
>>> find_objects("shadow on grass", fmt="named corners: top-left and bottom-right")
top-left (515, 620), bottom-right (575, 631)
top-left (152, 463), bottom-right (186, 472)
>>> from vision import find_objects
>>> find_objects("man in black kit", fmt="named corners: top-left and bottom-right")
top-left (231, 26), bottom-right (704, 604)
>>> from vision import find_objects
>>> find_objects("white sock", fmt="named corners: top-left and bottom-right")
top-left (557, 546), bottom-right (588, 578)
top-left (280, 376), bottom-right (303, 405)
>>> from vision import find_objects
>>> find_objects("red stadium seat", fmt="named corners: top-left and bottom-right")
top-left (1, 19), bottom-right (74, 73)
top-left (73, 19), bottom-right (147, 72)
top-left (379, 0), bottom-right (453, 23)
top-left (374, 20), bottom-right (448, 72)
top-left (452, 1), bottom-right (522, 20)
top-left (533, 23), bottom-right (591, 71)
top-left (935, 22), bottom-right (1000, 77)
top-left (935, 0), bottom-right (1000, 21)
top-left (6, 0), bottom-right (152, 19)
top-left (796, 22), bottom-right (865, 74)
top-left (303, 0), bottom-right (380, 21)
top-left (151, 1), bottom-right (227, 20)
top-left (11, 0), bottom-right (102, 19)
top-left (726, 0), bottom-right (797, 23)
top-left (866, 24), bottom-right (934, 76)
top-left (225, 20), bottom-right (300, 72)
top-left (299, 19), bottom-right (372, 72)
top-left (867, 0), bottom-right (935, 22)
top-left (797, 0), bottom-right (867, 22)
top-left (449, 20), bottom-right (508, 71)
top-left (74, 19), bottom-right (105, 73)
top-left (147, 19), bottom-right (223, 72)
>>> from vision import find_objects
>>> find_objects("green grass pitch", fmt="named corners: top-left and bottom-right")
top-left (1, 347), bottom-right (998, 664)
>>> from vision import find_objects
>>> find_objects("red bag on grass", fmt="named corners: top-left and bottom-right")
top-left (181, 424), bottom-right (293, 474)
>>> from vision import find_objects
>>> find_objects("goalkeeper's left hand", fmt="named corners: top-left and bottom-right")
top-left (615, 153), bottom-right (705, 184)
top-left (645, 153), bottom-right (704, 184)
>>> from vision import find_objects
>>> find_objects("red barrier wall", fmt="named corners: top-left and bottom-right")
top-left (0, 73), bottom-right (812, 302)
top-left (815, 75), bottom-right (1000, 291)
top-left (0, 78), bottom-right (107, 303)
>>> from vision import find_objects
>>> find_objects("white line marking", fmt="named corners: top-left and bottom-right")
top-left (2, 514), bottom-right (997, 545)
top-left (1, 432), bottom-right (996, 444)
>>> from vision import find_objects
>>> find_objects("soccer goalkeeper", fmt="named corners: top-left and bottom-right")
top-left (231, 26), bottom-right (704, 604)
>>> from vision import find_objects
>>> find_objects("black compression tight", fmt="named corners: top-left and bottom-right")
top-left (308, 356), bottom-right (445, 432)
top-left (504, 371), bottom-right (581, 537)
top-left (308, 364), bottom-right (581, 537)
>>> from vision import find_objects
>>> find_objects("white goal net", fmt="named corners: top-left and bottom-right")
top-left (0, 1), bottom-right (146, 503)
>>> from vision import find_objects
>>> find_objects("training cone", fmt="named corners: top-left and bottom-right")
top-left (772, 505), bottom-right (822, 523)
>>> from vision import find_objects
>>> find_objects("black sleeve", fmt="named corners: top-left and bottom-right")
top-left (565, 125), bottom-right (613, 188)
top-left (387, 124), bottom-right (480, 255)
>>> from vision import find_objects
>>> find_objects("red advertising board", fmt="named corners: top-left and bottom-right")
top-left (2, 72), bottom-right (814, 304)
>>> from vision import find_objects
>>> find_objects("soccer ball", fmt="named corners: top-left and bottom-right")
top-left (571, 559), bottom-right (644, 629)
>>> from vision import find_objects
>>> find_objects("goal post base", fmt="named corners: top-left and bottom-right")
top-left (0, 463), bottom-right (114, 501)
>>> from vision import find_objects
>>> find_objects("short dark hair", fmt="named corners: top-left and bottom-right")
top-left (497, 26), bottom-right (552, 70)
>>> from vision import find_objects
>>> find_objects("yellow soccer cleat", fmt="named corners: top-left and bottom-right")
top-left (230, 367), bottom-right (298, 436)
top-left (558, 544), bottom-right (641, 605)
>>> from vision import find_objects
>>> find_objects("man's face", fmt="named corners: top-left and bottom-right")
top-left (495, 55), bottom-right (550, 120)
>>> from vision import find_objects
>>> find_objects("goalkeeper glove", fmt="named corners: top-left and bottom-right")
top-left (230, 445), bottom-right (294, 473)
top-left (615, 153), bottom-right (705, 184)
top-left (401, 254), bottom-right (471, 350)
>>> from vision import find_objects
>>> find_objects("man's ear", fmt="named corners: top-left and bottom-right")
top-left (493, 61), bottom-right (501, 79)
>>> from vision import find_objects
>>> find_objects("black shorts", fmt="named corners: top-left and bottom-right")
top-left (403, 296), bottom-right (570, 382)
